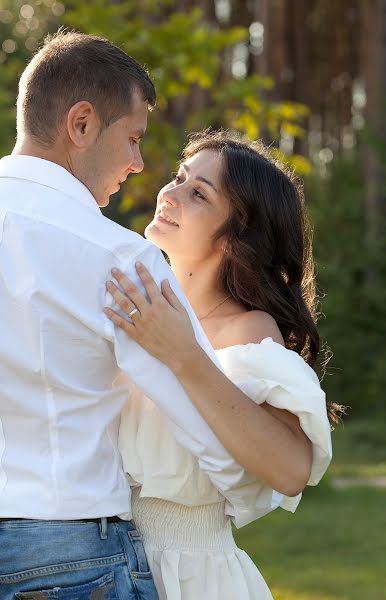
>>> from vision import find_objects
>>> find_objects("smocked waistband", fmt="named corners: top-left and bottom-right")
top-left (131, 488), bottom-right (237, 552)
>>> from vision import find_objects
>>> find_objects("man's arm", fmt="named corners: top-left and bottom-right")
top-left (104, 243), bottom-right (253, 493)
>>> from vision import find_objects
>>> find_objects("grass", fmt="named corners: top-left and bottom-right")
top-left (234, 418), bottom-right (386, 600)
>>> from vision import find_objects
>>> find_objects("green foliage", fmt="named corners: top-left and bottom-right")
top-left (329, 417), bottom-right (386, 476)
top-left (63, 0), bottom-right (310, 230)
top-left (307, 149), bottom-right (386, 416)
top-left (0, 1), bottom-right (310, 229)
top-left (0, 0), bottom-right (63, 155)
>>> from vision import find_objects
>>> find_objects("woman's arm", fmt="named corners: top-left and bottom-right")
top-left (170, 344), bottom-right (312, 497)
top-left (104, 263), bottom-right (312, 497)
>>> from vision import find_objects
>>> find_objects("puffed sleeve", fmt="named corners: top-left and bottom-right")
top-left (215, 338), bottom-right (332, 526)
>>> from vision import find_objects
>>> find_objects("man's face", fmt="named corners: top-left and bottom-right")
top-left (83, 91), bottom-right (149, 207)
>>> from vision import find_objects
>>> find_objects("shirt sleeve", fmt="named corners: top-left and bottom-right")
top-left (103, 242), bottom-right (254, 496)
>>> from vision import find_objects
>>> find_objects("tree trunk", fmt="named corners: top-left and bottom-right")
top-left (360, 0), bottom-right (386, 283)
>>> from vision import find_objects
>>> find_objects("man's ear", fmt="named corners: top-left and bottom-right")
top-left (66, 101), bottom-right (101, 148)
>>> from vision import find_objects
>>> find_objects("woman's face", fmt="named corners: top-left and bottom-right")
top-left (145, 149), bottom-right (229, 261)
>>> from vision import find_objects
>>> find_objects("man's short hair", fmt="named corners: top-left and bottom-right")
top-left (17, 30), bottom-right (156, 145)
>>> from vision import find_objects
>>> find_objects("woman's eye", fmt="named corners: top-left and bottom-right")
top-left (194, 189), bottom-right (205, 200)
top-left (170, 174), bottom-right (205, 200)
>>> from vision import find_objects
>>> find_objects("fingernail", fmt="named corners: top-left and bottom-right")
top-left (135, 261), bottom-right (143, 268)
top-left (103, 307), bottom-right (111, 315)
top-left (111, 268), bottom-right (119, 275)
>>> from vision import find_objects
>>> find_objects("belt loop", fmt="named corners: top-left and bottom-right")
top-left (99, 517), bottom-right (108, 540)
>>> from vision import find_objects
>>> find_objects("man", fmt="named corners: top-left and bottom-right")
top-left (0, 31), bottom-right (251, 599)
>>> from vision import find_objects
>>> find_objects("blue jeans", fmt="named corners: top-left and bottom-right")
top-left (0, 518), bottom-right (159, 599)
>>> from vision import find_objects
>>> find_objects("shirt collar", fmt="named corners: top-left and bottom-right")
top-left (0, 155), bottom-right (101, 213)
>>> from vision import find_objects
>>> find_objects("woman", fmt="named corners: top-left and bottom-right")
top-left (104, 130), bottom-right (334, 599)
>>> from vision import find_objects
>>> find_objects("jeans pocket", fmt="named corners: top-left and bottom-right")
top-left (127, 529), bottom-right (151, 578)
top-left (14, 571), bottom-right (118, 599)
top-left (130, 573), bottom-right (159, 600)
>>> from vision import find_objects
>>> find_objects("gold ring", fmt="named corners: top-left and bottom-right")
top-left (128, 307), bottom-right (139, 319)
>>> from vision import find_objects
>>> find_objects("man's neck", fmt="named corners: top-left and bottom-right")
top-left (12, 137), bottom-right (71, 173)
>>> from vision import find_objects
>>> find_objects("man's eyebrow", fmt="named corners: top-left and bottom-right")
top-left (181, 163), bottom-right (218, 193)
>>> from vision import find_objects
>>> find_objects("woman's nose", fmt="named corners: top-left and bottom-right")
top-left (163, 187), bottom-right (180, 207)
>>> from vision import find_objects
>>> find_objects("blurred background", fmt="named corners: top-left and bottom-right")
top-left (1, 1), bottom-right (385, 598)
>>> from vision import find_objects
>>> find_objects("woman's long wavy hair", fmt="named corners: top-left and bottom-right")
top-left (183, 130), bottom-right (342, 425)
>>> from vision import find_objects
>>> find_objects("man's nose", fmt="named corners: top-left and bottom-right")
top-left (130, 147), bottom-right (144, 173)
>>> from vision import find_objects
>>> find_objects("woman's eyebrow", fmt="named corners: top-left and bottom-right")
top-left (181, 163), bottom-right (218, 192)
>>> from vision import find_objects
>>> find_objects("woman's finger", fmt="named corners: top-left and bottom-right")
top-left (111, 268), bottom-right (148, 312)
top-left (106, 280), bottom-right (139, 319)
top-left (161, 279), bottom-right (186, 311)
top-left (135, 262), bottom-right (164, 304)
top-left (103, 307), bottom-right (138, 338)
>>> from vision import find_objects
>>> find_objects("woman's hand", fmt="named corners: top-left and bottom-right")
top-left (104, 262), bottom-right (202, 373)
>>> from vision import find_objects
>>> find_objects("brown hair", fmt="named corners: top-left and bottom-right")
top-left (17, 29), bottom-right (156, 145)
top-left (183, 130), bottom-right (342, 425)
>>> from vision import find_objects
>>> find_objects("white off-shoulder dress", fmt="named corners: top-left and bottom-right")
top-left (119, 338), bottom-right (332, 600)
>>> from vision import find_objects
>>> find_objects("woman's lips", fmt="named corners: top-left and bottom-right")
top-left (156, 214), bottom-right (179, 227)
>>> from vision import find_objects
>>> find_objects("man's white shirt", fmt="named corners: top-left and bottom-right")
top-left (0, 155), bottom-right (254, 520)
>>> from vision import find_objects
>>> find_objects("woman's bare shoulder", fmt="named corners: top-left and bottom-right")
top-left (219, 310), bottom-right (285, 348)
